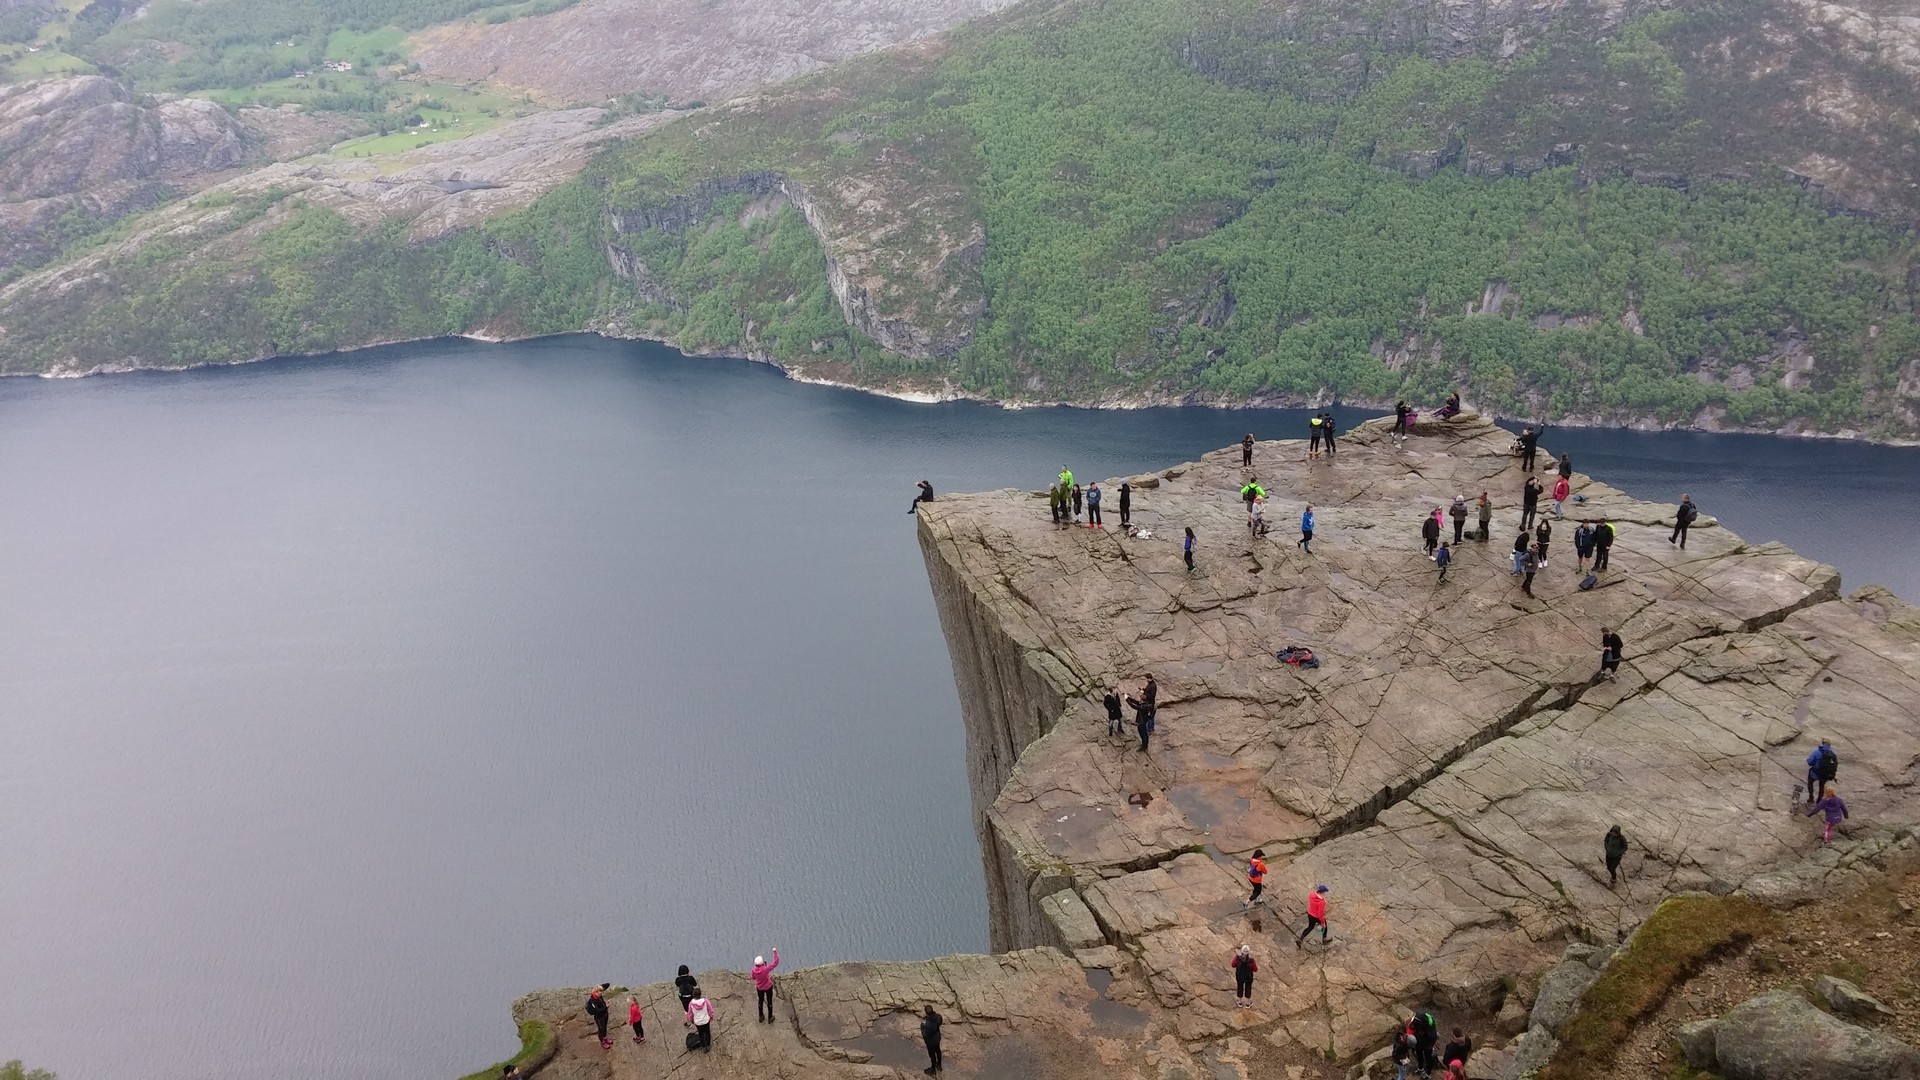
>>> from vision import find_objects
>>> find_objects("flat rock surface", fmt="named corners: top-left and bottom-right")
top-left (916, 414), bottom-right (1920, 1053)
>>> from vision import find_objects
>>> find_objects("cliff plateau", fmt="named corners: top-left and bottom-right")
top-left (502, 413), bottom-right (1920, 1080)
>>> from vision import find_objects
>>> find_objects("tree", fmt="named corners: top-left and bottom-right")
top-left (1, 1062), bottom-right (57, 1080)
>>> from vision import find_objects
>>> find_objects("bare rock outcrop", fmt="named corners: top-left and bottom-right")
top-left (915, 413), bottom-right (1920, 1057)
top-left (409, 0), bottom-right (1020, 106)
top-left (0, 76), bottom-right (252, 271)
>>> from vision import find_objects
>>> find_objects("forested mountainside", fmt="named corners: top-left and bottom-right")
top-left (4, 0), bottom-right (1918, 438)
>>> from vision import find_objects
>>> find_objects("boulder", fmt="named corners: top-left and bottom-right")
top-left (1815, 974), bottom-right (1896, 1020)
top-left (1041, 888), bottom-right (1105, 949)
top-left (1502, 1024), bottom-right (1560, 1079)
top-left (1715, 989), bottom-right (1920, 1080)
top-left (1494, 996), bottom-right (1529, 1036)
top-left (1674, 1017), bottom-right (1719, 1070)
top-left (1528, 957), bottom-right (1600, 1038)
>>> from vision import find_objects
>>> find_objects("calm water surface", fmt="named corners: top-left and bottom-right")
top-left (2, 335), bottom-right (1915, 1080)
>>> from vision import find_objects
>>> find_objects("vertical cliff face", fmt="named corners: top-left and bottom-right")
top-left (917, 505), bottom-right (1081, 951)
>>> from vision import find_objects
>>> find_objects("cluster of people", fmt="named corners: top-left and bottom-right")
top-left (1103, 675), bottom-right (1160, 751)
top-left (1805, 739), bottom-right (1850, 843)
top-left (575, 950), bottom-right (780, 1060)
top-left (1392, 1013), bottom-right (1475, 1079)
top-left (1034, 466), bottom-right (1131, 530)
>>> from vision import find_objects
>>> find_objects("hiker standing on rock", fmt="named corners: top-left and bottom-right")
top-left (1309, 414), bottom-right (1324, 458)
top-left (1071, 482), bottom-right (1084, 523)
top-left (1449, 496), bottom-right (1468, 545)
top-left (1243, 433), bottom-right (1255, 466)
top-left (1573, 520), bottom-right (1595, 572)
top-left (920, 1005), bottom-right (944, 1074)
top-left (1598, 626), bottom-right (1624, 681)
top-left (1118, 481), bottom-right (1132, 528)
top-left (1604, 825), bottom-right (1628, 886)
top-left (1442, 1028), bottom-right (1473, 1073)
top-left (1520, 544), bottom-right (1539, 597)
top-left (1250, 496), bottom-right (1265, 539)
top-left (1475, 492), bottom-right (1492, 543)
top-left (1422, 511), bottom-right (1441, 559)
top-left (910, 480), bottom-right (934, 515)
top-left (1671, 494), bottom-right (1697, 549)
top-left (586, 985), bottom-right (612, 1049)
top-left (1592, 519), bottom-right (1616, 571)
top-left (1511, 528), bottom-right (1530, 576)
top-left (1558, 452), bottom-right (1573, 480)
top-left (1519, 425), bottom-right (1539, 472)
top-left (1551, 474), bottom-right (1570, 518)
top-left (1132, 695), bottom-right (1156, 752)
top-left (1322, 412), bottom-right (1338, 456)
top-left (1048, 482), bottom-right (1063, 526)
top-left (1103, 687), bottom-right (1126, 737)
top-left (1394, 400), bottom-right (1413, 444)
top-left (1230, 945), bottom-right (1258, 1009)
top-left (1535, 517), bottom-right (1552, 568)
top-left (1059, 465), bottom-right (1074, 491)
top-left (1806, 783), bottom-right (1850, 844)
top-left (674, 965), bottom-right (699, 1015)
top-left (628, 995), bottom-right (645, 1043)
top-left (1435, 542), bottom-right (1451, 584)
top-left (1520, 476), bottom-right (1543, 531)
top-left (1806, 738), bottom-right (1839, 803)
top-left (1411, 1010), bottom-right (1439, 1077)
top-left (685, 986), bottom-right (715, 1051)
top-left (1087, 482), bottom-right (1103, 527)
top-left (1299, 505), bottom-right (1315, 553)
top-left (1184, 527), bottom-right (1196, 574)
top-left (752, 948), bottom-right (780, 1023)
top-left (1295, 884), bottom-right (1330, 948)
top-left (1243, 849), bottom-right (1267, 909)
top-left (1392, 1025), bottom-right (1415, 1080)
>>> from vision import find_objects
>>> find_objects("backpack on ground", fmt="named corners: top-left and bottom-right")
top-left (685, 1031), bottom-right (702, 1051)
top-left (1579, 574), bottom-right (1599, 591)
top-left (1275, 646), bottom-right (1320, 669)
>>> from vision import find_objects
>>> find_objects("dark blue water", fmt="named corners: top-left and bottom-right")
top-left (0, 334), bottom-right (1914, 1080)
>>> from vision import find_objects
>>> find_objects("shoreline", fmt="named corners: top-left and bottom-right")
top-left (11, 328), bottom-right (1918, 447)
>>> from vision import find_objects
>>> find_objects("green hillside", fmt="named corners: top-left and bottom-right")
top-left (5, 0), bottom-right (1918, 436)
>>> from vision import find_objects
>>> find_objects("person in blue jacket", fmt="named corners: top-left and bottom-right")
top-left (1298, 506), bottom-right (1315, 553)
top-left (1806, 739), bottom-right (1838, 804)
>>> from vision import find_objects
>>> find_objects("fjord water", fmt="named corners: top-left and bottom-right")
top-left (2, 335), bottom-right (1916, 1080)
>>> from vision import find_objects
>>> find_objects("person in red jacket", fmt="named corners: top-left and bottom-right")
top-left (1295, 884), bottom-right (1330, 948)
top-left (1242, 849), bottom-right (1267, 909)
top-left (1230, 944), bottom-right (1258, 1008)
top-left (627, 995), bottom-right (645, 1043)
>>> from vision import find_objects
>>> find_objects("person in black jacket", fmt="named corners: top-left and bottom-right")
top-left (920, 1005), bottom-right (944, 1074)
top-left (1102, 688), bottom-right (1125, 737)
top-left (1592, 519), bottom-right (1615, 571)
top-left (1117, 481), bottom-right (1132, 528)
top-left (586, 985), bottom-right (611, 1049)
top-left (1520, 477), bottom-right (1543, 531)
top-left (1441, 1029), bottom-right (1473, 1072)
top-left (1321, 412), bottom-right (1338, 456)
top-left (1670, 494), bottom-right (1697, 549)
top-left (1557, 453), bottom-right (1573, 480)
top-left (1534, 518), bottom-right (1552, 568)
top-left (674, 965), bottom-right (699, 1014)
top-left (1394, 401), bottom-right (1413, 443)
top-left (1411, 1010), bottom-right (1440, 1075)
top-left (1604, 825), bottom-right (1628, 885)
top-left (910, 480), bottom-right (933, 514)
top-left (1422, 512), bottom-right (1441, 559)
top-left (1599, 627), bottom-right (1624, 680)
top-left (1519, 426), bottom-right (1539, 472)
top-left (1242, 433), bottom-right (1255, 467)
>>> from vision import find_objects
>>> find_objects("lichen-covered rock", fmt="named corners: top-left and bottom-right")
top-left (1815, 974), bottom-right (1896, 1020)
top-left (1715, 989), bottom-right (1920, 1080)
top-left (1528, 957), bottom-right (1600, 1038)
top-left (1674, 1017), bottom-right (1719, 1070)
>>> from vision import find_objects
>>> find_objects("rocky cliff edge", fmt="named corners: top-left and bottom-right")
top-left (508, 413), bottom-right (1920, 1080)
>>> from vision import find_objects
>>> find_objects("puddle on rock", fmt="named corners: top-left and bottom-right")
top-left (1081, 967), bottom-right (1149, 1031)
top-left (1167, 784), bottom-right (1250, 833)
top-left (839, 1030), bottom-right (928, 1070)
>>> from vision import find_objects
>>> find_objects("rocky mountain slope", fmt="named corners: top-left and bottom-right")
top-left (3, 0), bottom-right (1918, 440)
top-left (0, 76), bottom-right (251, 273)
top-left (410, 0), bottom-right (1020, 104)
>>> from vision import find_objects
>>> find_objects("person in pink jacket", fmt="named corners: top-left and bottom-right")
top-left (1551, 475), bottom-right (1570, 518)
top-left (752, 948), bottom-right (781, 1023)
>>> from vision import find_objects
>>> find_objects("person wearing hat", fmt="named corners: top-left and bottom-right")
top-left (752, 948), bottom-right (781, 1022)
top-left (1230, 944), bottom-right (1258, 1009)
top-left (585, 984), bottom-right (611, 1049)
top-left (1448, 496), bottom-right (1467, 545)
top-left (1296, 885), bottom-right (1330, 948)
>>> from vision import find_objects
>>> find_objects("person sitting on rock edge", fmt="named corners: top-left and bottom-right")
top-left (910, 479), bottom-right (933, 515)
